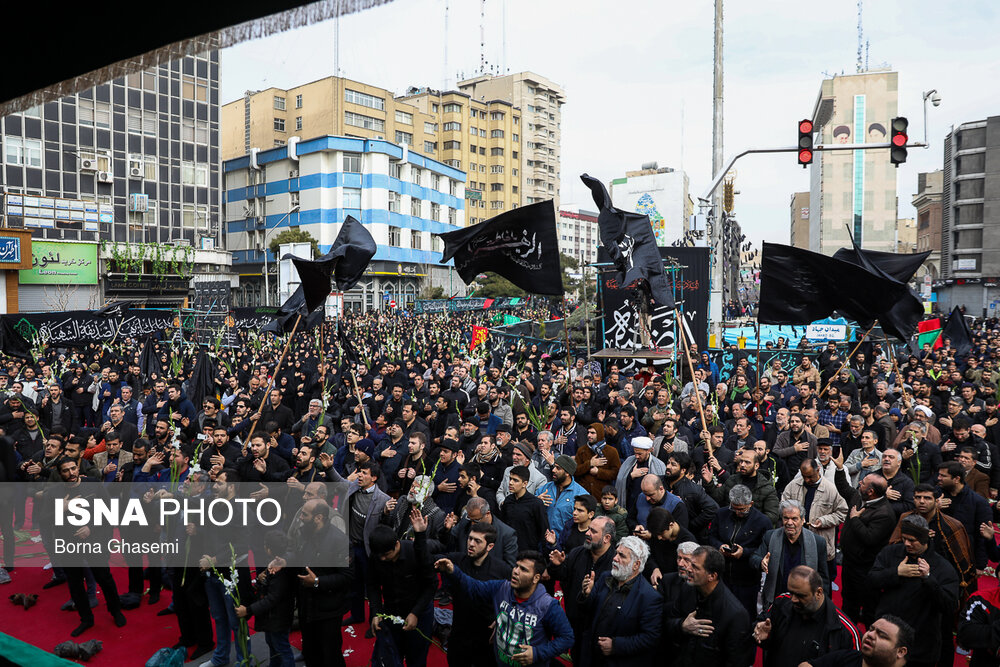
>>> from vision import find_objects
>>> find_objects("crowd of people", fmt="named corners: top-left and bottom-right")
top-left (2, 307), bottom-right (1000, 667)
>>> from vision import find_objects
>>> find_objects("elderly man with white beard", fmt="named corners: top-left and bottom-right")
top-left (578, 536), bottom-right (663, 666)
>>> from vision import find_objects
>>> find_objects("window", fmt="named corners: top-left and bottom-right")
top-left (274, 117), bottom-right (285, 132)
top-left (343, 187), bottom-right (361, 208)
top-left (182, 204), bottom-right (209, 228)
top-left (470, 144), bottom-right (477, 154)
top-left (491, 147), bottom-right (504, 157)
top-left (479, 147), bottom-right (486, 155)
top-left (491, 165), bottom-right (504, 174)
top-left (431, 203), bottom-right (441, 221)
top-left (443, 103), bottom-right (462, 114)
top-left (411, 198), bottom-right (422, 216)
top-left (127, 109), bottom-right (157, 136)
top-left (274, 96), bottom-right (286, 110)
top-left (389, 191), bottom-right (400, 213)
top-left (448, 208), bottom-right (457, 225)
top-left (491, 129), bottom-right (504, 138)
top-left (491, 201), bottom-right (504, 210)
top-left (444, 159), bottom-right (461, 168)
top-left (411, 168), bottom-right (421, 185)
top-left (491, 183), bottom-right (503, 192)
top-left (4, 136), bottom-right (41, 167)
top-left (479, 164), bottom-right (486, 172)
top-left (181, 118), bottom-right (209, 143)
top-left (432, 235), bottom-right (443, 252)
top-left (512, 168), bottom-right (518, 176)
top-left (479, 128), bottom-right (487, 137)
top-left (388, 226), bottom-right (401, 246)
top-left (512, 133), bottom-right (519, 142)
top-left (143, 155), bottom-right (157, 180)
top-left (389, 162), bottom-right (401, 179)
top-left (181, 161), bottom-right (209, 186)
top-left (394, 130), bottom-right (413, 146)
top-left (490, 111), bottom-right (505, 121)
top-left (395, 110), bottom-right (413, 124)
top-left (78, 99), bottom-right (111, 128)
top-left (345, 111), bottom-right (384, 131)
top-left (470, 127), bottom-right (477, 135)
top-left (343, 153), bottom-right (362, 173)
top-left (513, 116), bottom-right (519, 125)
top-left (411, 230), bottom-right (422, 249)
top-left (344, 89), bottom-right (385, 110)
top-left (444, 122), bottom-right (461, 132)
top-left (295, 94), bottom-right (303, 108)
top-left (423, 141), bottom-right (436, 153)
top-left (127, 71), bottom-right (157, 92)
top-left (512, 151), bottom-right (518, 160)
top-left (512, 186), bottom-right (518, 194)
top-left (295, 116), bottom-right (302, 131)
top-left (181, 76), bottom-right (208, 101)
top-left (432, 175), bottom-right (441, 191)
top-left (469, 162), bottom-right (477, 172)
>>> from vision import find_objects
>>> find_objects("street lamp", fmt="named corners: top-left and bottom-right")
top-left (922, 89), bottom-right (941, 144)
top-left (261, 204), bottom-right (299, 306)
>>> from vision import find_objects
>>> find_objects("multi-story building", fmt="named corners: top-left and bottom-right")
top-left (609, 164), bottom-right (691, 246)
top-left (556, 206), bottom-right (598, 264)
top-left (223, 136), bottom-right (465, 311)
top-left (935, 117), bottom-right (1000, 314)
top-left (0, 52), bottom-right (229, 312)
top-left (457, 72), bottom-right (564, 209)
top-left (221, 76), bottom-right (526, 226)
top-left (912, 170), bottom-right (943, 278)
top-left (807, 70), bottom-right (899, 255)
top-left (790, 192), bottom-right (811, 248)
top-left (896, 217), bottom-right (916, 254)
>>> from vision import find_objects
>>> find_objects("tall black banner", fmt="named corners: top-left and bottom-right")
top-left (600, 246), bottom-right (709, 371)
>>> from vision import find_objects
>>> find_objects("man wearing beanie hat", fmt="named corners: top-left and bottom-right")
top-left (868, 514), bottom-right (960, 667)
top-left (497, 441), bottom-right (547, 506)
top-left (573, 422), bottom-right (621, 498)
top-left (537, 454), bottom-right (589, 531)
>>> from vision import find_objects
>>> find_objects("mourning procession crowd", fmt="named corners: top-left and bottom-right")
top-left (5, 305), bottom-right (1000, 667)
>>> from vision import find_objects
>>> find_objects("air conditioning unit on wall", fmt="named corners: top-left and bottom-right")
top-left (97, 171), bottom-right (113, 183)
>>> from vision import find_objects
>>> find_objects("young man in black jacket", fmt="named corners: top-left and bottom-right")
top-left (498, 465), bottom-right (549, 552)
top-left (236, 531), bottom-right (296, 667)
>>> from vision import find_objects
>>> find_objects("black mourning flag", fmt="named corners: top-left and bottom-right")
top-left (337, 322), bottom-right (360, 366)
top-left (187, 349), bottom-right (217, 410)
top-left (262, 286), bottom-right (324, 335)
top-left (0, 318), bottom-right (32, 361)
top-left (94, 300), bottom-right (134, 318)
top-left (941, 306), bottom-right (975, 357)
top-left (580, 174), bottom-right (674, 308)
top-left (139, 337), bottom-right (163, 384)
top-left (832, 245), bottom-right (931, 342)
top-left (283, 215), bottom-right (377, 314)
top-left (437, 200), bottom-right (563, 296)
top-left (758, 242), bottom-right (906, 326)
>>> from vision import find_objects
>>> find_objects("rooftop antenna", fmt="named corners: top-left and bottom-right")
top-left (501, 0), bottom-right (507, 75)
top-left (479, 0), bottom-right (486, 76)
top-left (334, 0), bottom-right (341, 77)
top-left (856, 0), bottom-right (864, 73)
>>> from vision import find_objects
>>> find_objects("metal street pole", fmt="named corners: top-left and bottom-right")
top-left (709, 0), bottom-right (725, 343)
top-left (261, 204), bottom-right (299, 306)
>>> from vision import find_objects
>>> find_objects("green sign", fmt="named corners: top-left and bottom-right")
top-left (21, 241), bottom-right (99, 285)
top-left (465, 188), bottom-right (482, 201)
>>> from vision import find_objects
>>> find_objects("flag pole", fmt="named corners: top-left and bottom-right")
top-left (817, 321), bottom-right (878, 399)
top-left (678, 307), bottom-right (711, 454)
top-left (247, 312), bottom-right (303, 445)
top-left (562, 296), bottom-right (573, 370)
top-left (882, 331), bottom-right (910, 405)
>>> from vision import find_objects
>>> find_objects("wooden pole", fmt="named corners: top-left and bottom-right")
top-left (754, 317), bottom-right (762, 390)
top-left (246, 312), bottom-right (303, 444)
top-left (882, 332), bottom-right (910, 404)
top-left (677, 309), bottom-right (712, 453)
top-left (817, 322), bottom-right (878, 399)
top-left (562, 296), bottom-right (573, 371)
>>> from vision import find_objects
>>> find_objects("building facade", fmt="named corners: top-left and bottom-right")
top-left (556, 206), bottom-right (598, 264)
top-left (0, 52), bottom-right (229, 312)
top-left (789, 191), bottom-right (810, 248)
top-left (896, 218), bottom-right (916, 254)
top-left (807, 70), bottom-right (899, 255)
top-left (224, 136), bottom-right (465, 311)
top-left (912, 170), bottom-right (943, 278)
top-left (457, 72), bottom-right (564, 210)
top-left (221, 75), bottom-right (527, 226)
top-left (610, 165), bottom-right (691, 246)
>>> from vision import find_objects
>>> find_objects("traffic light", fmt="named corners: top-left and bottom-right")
top-left (798, 119), bottom-right (814, 167)
top-left (891, 117), bottom-right (908, 165)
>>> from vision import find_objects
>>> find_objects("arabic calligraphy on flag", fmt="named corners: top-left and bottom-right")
top-left (469, 325), bottom-right (489, 352)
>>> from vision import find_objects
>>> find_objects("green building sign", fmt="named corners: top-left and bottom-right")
top-left (20, 241), bottom-right (99, 285)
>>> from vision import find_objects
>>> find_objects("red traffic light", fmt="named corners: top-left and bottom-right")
top-left (799, 149), bottom-right (813, 163)
top-left (892, 133), bottom-right (907, 146)
top-left (799, 120), bottom-right (813, 134)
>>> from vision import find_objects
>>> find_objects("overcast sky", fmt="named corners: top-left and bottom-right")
top-left (220, 0), bottom-right (1000, 247)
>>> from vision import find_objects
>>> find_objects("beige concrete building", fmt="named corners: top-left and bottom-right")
top-left (221, 75), bottom-right (540, 226)
top-left (790, 191), bottom-right (811, 248)
top-left (808, 70), bottom-right (899, 254)
top-left (912, 170), bottom-right (943, 278)
top-left (896, 217), bottom-right (916, 253)
top-left (457, 72), bottom-right (565, 209)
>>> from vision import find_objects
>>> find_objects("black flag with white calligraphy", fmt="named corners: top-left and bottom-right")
top-left (436, 200), bottom-right (564, 296)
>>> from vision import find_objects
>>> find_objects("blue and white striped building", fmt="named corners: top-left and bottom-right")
top-left (224, 135), bottom-right (466, 311)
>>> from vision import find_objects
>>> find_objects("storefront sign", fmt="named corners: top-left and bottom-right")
top-left (20, 241), bottom-right (98, 285)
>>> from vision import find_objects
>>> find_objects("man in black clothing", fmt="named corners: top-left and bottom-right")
top-left (867, 515), bottom-right (960, 667)
top-left (498, 465), bottom-right (548, 552)
top-left (754, 565), bottom-right (861, 667)
top-left (367, 525), bottom-right (438, 667)
top-left (412, 511), bottom-right (509, 667)
top-left (937, 460), bottom-right (993, 572)
top-left (236, 433), bottom-right (291, 482)
top-left (645, 507), bottom-right (697, 581)
top-left (664, 451), bottom-right (719, 540)
top-left (802, 615), bottom-right (913, 667)
top-left (256, 388), bottom-right (294, 433)
top-left (546, 515), bottom-right (616, 664)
